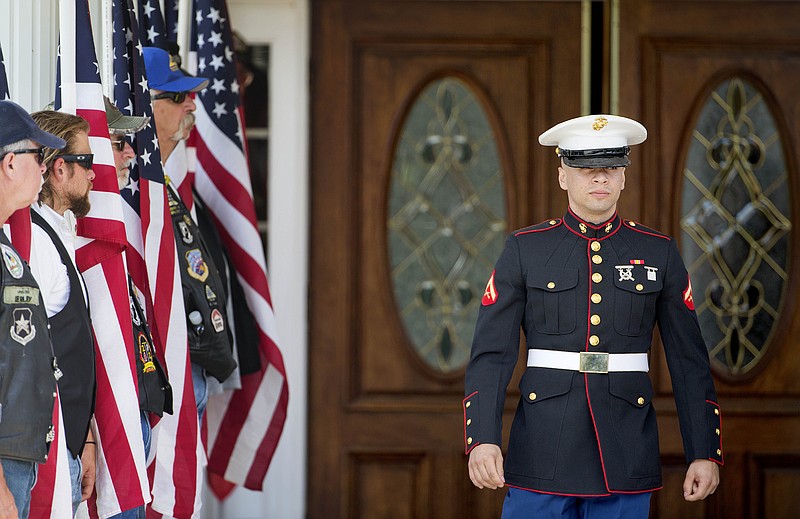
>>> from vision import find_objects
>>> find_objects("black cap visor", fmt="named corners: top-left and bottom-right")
top-left (560, 146), bottom-right (630, 168)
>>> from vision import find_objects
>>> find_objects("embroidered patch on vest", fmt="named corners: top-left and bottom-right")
top-left (178, 220), bottom-right (194, 244)
top-left (481, 271), bottom-right (498, 306)
top-left (3, 286), bottom-right (39, 306)
top-left (138, 332), bottom-right (156, 373)
top-left (10, 308), bottom-right (36, 345)
top-left (1, 244), bottom-right (24, 279)
top-left (130, 295), bottom-right (142, 326)
top-left (210, 308), bottom-right (225, 332)
top-left (205, 285), bottom-right (217, 302)
top-left (185, 249), bottom-right (209, 282)
top-left (683, 278), bottom-right (695, 310)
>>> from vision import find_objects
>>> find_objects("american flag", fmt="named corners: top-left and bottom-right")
top-left (189, 0), bottom-right (289, 497)
top-left (136, 0), bottom-right (168, 49)
top-left (111, 1), bottom-right (204, 516)
top-left (164, 0), bottom-right (180, 44)
top-left (0, 42), bottom-right (35, 261)
top-left (31, 0), bottom-right (150, 516)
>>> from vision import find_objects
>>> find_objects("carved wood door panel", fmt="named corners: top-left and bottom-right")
top-left (617, 2), bottom-right (800, 517)
top-left (309, 2), bottom-right (581, 518)
top-left (310, 1), bottom-right (800, 518)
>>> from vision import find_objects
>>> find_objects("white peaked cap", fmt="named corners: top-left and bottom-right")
top-left (539, 114), bottom-right (647, 149)
top-left (538, 115), bottom-right (647, 168)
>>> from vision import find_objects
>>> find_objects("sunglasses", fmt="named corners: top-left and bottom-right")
top-left (60, 154), bottom-right (94, 170)
top-left (110, 138), bottom-right (127, 152)
top-left (0, 147), bottom-right (45, 165)
top-left (153, 91), bottom-right (189, 104)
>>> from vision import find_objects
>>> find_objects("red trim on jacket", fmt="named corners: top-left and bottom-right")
top-left (622, 220), bottom-right (671, 240)
top-left (504, 483), bottom-right (663, 498)
top-left (514, 219), bottom-right (562, 237)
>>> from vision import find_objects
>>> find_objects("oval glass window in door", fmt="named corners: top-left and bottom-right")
top-left (680, 77), bottom-right (791, 378)
top-left (387, 77), bottom-right (507, 374)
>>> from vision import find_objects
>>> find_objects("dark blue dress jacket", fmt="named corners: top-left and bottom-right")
top-left (463, 209), bottom-right (723, 496)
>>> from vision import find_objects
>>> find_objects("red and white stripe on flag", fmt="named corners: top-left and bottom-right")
top-left (29, 392), bottom-right (72, 519)
top-left (192, 97), bottom-right (289, 494)
top-left (146, 234), bottom-right (203, 518)
top-left (42, 0), bottom-right (150, 515)
top-left (186, 0), bottom-right (288, 494)
top-left (125, 146), bottom-right (203, 519)
top-left (106, 0), bottom-right (203, 513)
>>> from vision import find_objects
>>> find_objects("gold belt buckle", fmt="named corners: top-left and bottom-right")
top-left (580, 352), bottom-right (609, 373)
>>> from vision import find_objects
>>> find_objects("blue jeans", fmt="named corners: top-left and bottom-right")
top-left (501, 488), bottom-right (652, 519)
top-left (111, 503), bottom-right (147, 518)
top-left (67, 453), bottom-right (82, 516)
top-left (191, 363), bottom-right (209, 421)
top-left (0, 457), bottom-right (36, 518)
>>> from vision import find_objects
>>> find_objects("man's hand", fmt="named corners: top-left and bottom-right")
top-left (468, 443), bottom-right (505, 490)
top-left (80, 443), bottom-right (97, 501)
top-left (0, 464), bottom-right (19, 519)
top-left (683, 459), bottom-right (719, 501)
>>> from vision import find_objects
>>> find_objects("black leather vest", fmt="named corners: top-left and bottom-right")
top-left (0, 231), bottom-right (57, 463)
top-left (165, 180), bottom-right (236, 382)
top-left (128, 276), bottom-right (172, 416)
top-left (193, 192), bottom-right (262, 376)
top-left (31, 210), bottom-right (96, 458)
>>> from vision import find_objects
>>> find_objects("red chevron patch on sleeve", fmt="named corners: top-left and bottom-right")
top-left (482, 271), bottom-right (498, 306)
top-left (683, 277), bottom-right (695, 310)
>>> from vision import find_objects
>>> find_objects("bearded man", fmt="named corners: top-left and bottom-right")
top-left (28, 110), bottom-right (97, 515)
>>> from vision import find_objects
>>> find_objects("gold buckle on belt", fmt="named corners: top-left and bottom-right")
top-left (579, 352), bottom-right (609, 373)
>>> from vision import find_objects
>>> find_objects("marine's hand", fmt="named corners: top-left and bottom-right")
top-left (683, 459), bottom-right (719, 501)
top-left (468, 443), bottom-right (505, 490)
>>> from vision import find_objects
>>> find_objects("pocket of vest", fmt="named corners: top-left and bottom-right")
top-left (527, 268), bottom-right (579, 335)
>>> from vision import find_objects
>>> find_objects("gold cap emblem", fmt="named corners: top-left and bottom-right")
top-left (592, 117), bottom-right (609, 131)
top-left (169, 54), bottom-right (180, 71)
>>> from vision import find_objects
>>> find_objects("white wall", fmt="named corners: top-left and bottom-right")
top-left (0, 0), bottom-right (59, 111)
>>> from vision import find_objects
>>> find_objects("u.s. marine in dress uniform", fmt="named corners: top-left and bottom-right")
top-left (464, 115), bottom-right (722, 518)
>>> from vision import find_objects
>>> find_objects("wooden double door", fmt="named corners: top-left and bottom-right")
top-left (309, 1), bottom-right (800, 517)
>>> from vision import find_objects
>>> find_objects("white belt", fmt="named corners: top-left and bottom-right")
top-left (526, 349), bottom-right (649, 374)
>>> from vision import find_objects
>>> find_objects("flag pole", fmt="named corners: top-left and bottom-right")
top-left (177, 0), bottom-right (191, 65)
top-left (101, 0), bottom-right (114, 97)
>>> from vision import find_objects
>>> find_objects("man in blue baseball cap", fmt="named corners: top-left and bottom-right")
top-left (143, 47), bottom-right (237, 427)
top-left (0, 100), bottom-right (65, 518)
top-left (142, 46), bottom-right (208, 163)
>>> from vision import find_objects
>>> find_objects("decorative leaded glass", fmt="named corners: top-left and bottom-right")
top-left (387, 77), bottom-right (507, 374)
top-left (680, 77), bottom-right (791, 377)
